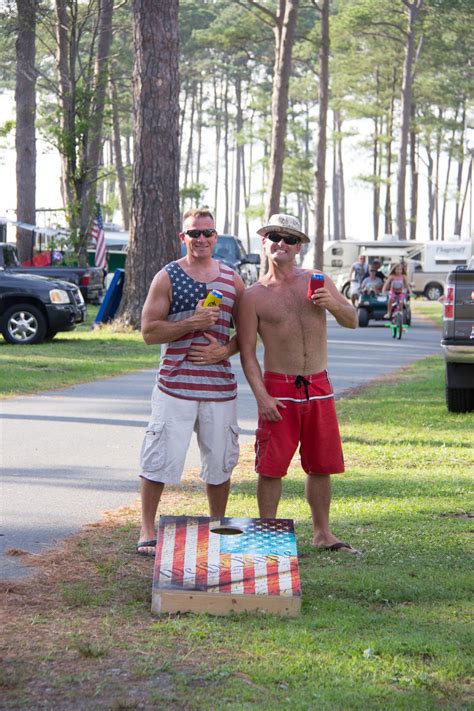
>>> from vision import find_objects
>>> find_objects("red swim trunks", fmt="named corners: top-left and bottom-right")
top-left (255, 371), bottom-right (345, 478)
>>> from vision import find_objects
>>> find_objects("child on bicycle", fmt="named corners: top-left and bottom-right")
top-left (382, 262), bottom-right (411, 319)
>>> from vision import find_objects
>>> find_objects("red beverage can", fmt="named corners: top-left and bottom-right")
top-left (307, 273), bottom-right (324, 299)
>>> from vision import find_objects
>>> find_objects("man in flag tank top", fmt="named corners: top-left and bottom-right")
top-left (137, 208), bottom-right (245, 556)
top-left (238, 214), bottom-right (360, 554)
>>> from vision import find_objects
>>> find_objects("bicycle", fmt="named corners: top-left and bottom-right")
top-left (386, 292), bottom-right (411, 339)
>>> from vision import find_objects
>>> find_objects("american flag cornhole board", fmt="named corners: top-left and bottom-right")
top-left (151, 516), bottom-right (301, 617)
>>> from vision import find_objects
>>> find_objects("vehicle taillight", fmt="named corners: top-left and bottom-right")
top-left (80, 274), bottom-right (90, 286)
top-left (443, 285), bottom-right (455, 320)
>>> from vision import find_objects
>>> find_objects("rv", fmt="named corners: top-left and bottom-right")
top-left (302, 237), bottom-right (472, 300)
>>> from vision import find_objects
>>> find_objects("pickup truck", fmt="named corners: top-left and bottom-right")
top-left (0, 243), bottom-right (105, 303)
top-left (0, 269), bottom-right (86, 344)
top-left (441, 264), bottom-right (474, 412)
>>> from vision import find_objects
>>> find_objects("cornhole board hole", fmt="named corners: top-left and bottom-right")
top-left (151, 516), bottom-right (301, 617)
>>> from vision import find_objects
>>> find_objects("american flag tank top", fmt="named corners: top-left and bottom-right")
top-left (157, 261), bottom-right (238, 401)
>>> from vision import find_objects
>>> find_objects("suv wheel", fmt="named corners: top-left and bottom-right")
top-left (1, 303), bottom-right (47, 345)
top-left (424, 283), bottom-right (443, 301)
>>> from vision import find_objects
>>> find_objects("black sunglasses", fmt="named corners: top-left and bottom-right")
top-left (184, 229), bottom-right (216, 239)
top-left (266, 232), bottom-right (300, 246)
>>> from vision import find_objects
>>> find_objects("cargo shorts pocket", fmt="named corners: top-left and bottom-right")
top-left (140, 423), bottom-right (166, 472)
top-left (255, 427), bottom-right (271, 472)
top-left (223, 424), bottom-right (240, 472)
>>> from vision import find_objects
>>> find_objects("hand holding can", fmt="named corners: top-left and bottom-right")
top-left (203, 289), bottom-right (223, 307)
top-left (307, 273), bottom-right (324, 300)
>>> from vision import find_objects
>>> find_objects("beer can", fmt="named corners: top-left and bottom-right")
top-left (307, 273), bottom-right (325, 299)
top-left (203, 289), bottom-right (223, 307)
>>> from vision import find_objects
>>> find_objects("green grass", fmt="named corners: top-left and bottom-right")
top-left (0, 305), bottom-right (160, 398)
top-left (411, 298), bottom-right (443, 328)
top-left (3, 356), bottom-right (473, 710)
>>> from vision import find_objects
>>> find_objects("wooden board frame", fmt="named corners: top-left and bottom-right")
top-left (151, 516), bottom-right (302, 617)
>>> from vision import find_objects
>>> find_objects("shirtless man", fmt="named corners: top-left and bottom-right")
top-left (238, 214), bottom-right (359, 553)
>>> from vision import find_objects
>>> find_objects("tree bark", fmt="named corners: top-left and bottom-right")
top-left (79, 0), bottom-right (114, 258)
top-left (15, 0), bottom-right (37, 262)
top-left (265, 0), bottom-right (300, 220)
top-left (110, 78), bottom-right (130, 230)
top-left (313, 0), bottom-right (329, 270)
top-left (395, 0), bottom-right (423, 241)
top-left (453, 101), bottom-right (466, 237)
top-left (409, 101), bottom-right (418, 240)
top-left (121, 0), bottom-right (180, 327)
top-left (384, 67), bottom-right (397, 236)
top-left (233, 75), bottom-right (243, 236)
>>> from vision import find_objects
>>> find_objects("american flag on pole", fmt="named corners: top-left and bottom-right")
top-left (90, 202), bottom-right (107, 269)
top-left (152, 516), bottom-right (301, 616)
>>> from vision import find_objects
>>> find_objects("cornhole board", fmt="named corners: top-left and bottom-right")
top-left (151, 515), bottom-right (301, 617)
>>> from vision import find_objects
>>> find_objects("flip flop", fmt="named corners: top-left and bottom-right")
top-left (318, 541), bottom-right (360, 554)
top-left (136, 539), bottom-right (157, 557)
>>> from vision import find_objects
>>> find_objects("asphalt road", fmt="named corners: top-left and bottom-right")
top-left (1, 314), bottom-right (441, 580)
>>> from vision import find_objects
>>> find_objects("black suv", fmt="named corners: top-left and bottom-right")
top-left (181, 235), bottom-right (260, 286)
top-left (441, 263), bottom-right (474, 412)
top-left (0, 270), bottom-right (86, 345)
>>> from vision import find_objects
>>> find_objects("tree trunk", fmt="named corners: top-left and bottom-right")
top-left (453, 102), bottom-right (466, 236)
top-left (434, 108), bottom-right (443, 240)
top-left (384, 68), bottom-right (397, 236)
top-left (426, 140), bottom-right (434, 241)
top-left (395, 0), bottom-right (423, 241)
top-left (15, 0), bottom-right (37, 262)
top-left (337, 113), bottom-right (346, 241)
top-left (233, 75), bottom-right (243, 236)
top-left (265, 0), bottom-right (299, 220)
top-left (332, 112), bottom-right (339, 242)
top-left (313, 0), bottom-right (329, 270)
top-left (212, 76), bottom-right (221, 220)
top-left (441, 110), bottom-right (458, 241)
top-left (373, 116), bottom-right (380, 240)
top-left (121, 0), bottom-right (180, 327)
top-left (409, 101), bottom-right (418, 240)
top-left (223, 76), bottom-right (230, 233)
top-left (110, 78), bottom-right (130, 230)
top-left (79, 0), bottom-right (114, 260)
top-left (196, 81), bottom-right (203, 187)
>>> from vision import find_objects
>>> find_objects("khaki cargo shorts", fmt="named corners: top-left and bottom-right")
top-left (139, 387), bottom-right (240, 485)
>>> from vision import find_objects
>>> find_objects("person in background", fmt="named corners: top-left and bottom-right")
top-left (136, 208), bottom-right (245, 556)
top-left (349, 254), bottom-right (368, 305)
top-left (382, 262), bottom-right (411, 320)
top-left (238, 213), bottom-right (360, 554)
top-left (361, 266), bottom-right (384, 294)
top-left (371, 259), bottom-right (386, 284)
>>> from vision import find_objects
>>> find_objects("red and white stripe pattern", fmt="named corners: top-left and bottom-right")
top-left (90, 203), bottom-right (107, 269)
top-left (153, 516), bottom-right (301, 598)
top-left (158, 261), bottom-right (237, 401)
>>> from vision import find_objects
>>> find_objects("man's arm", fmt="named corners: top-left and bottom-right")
top-left (141, 270), bottom-right (219, 345)
top-left (238, 288), bottom-right (286, 421)
top-left (310, 274), bottom-right (357, 329)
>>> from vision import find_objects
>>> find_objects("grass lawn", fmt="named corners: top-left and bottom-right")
top-left (411, 298), bottom-right (443, 328)
top-left (2, 357), bottom-right (473, 710)
top-left (0, 306), bottom-right (160, 398)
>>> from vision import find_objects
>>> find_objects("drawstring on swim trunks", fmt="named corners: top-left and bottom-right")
top-left (295, 375), bottom-right (311, 400)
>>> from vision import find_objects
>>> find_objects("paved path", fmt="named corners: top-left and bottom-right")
top-left (1, 315), bottom-right (441, 580)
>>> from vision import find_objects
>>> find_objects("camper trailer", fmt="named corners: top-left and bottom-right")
top-left (302, 237), bottom-right (472, 300)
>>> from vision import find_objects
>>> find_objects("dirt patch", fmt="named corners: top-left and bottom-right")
top-left (0, 456), bottom-right (261, 710)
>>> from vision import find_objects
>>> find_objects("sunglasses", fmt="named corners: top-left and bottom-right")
top-left (266, 232), bottom-right (300, 246)
top-left (184, 229), bottom-right (216, 239)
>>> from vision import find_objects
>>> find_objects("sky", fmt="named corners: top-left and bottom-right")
top-left (1, 89), bottom-right (472, 250)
